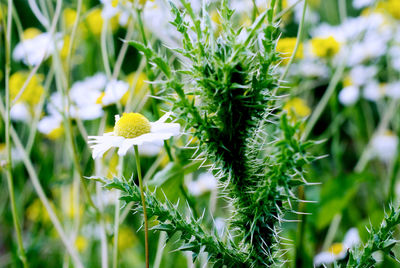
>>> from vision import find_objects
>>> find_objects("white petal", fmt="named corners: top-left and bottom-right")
top-left (10, 103), bottom-right (31, 122)
top-left (343, 228), bottom-right (360, 248)
top-left (89, 135), bottom-right (124, 159)
top-left (117, 138), bottom-right (137, 156)
top-left (134, 132), bottom-right (176, 146)
top-left (155, 111), bottom-right (173, 124)
top-left (314, 252), bottom-right (337, 266)
top-left (151, 122), bottom-right (180, 135)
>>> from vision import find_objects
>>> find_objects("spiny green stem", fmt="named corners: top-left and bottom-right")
top-left (134, 145), bottom-right (149, 268)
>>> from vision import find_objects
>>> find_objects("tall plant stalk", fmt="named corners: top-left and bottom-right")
top-left (4, 1), bottom-right (28, 266)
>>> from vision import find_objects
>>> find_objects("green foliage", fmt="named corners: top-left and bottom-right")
top-left (337, 205), bottom-right (400, 267)
top-left (89, 176), bottom-right (248, 267)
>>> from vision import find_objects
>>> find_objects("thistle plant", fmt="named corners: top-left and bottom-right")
top-left (338, 205), bottom-right (400, 268)
top-left (94, 0), bottom-right (317, 266)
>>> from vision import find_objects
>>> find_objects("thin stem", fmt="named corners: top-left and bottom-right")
top-left (134, 145), bottom-right (149, 268)
top-left (354, 100), bottom-right (399, 173)
top-left (153, 232), bottom-right (166, 268)
top-left (0, 99), bottom-right (84, 268)
top-left (302, 56), bottom-right (347, 141)
top-left (322, 213), bottom-right (342, 250)
top-left (112, 157), bottom-right (123, 268)
top-left (101, 18), bottom-right (112, 78)
top-left (294, 186), bottom-right (306, 268)
top-left (4, 1), bottom-right (28, 266)
top-left (278, 0), bottom-right (307, 84)
top-left (274, 0), bottom-right (302, 22)
top-left (338, 0), bottom-right (347, 23)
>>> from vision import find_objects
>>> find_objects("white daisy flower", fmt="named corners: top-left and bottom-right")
top-left (10, 102), bottom-right (31, 121)
top-left (371, 131), bottom-right (399, 163)
top-left (13, 32), bottom-right (63, 66)
top-left (349, 65), bottom-right (377, 86)
top-left (314, 228), bottom-right (360, 266)
top-left (386, 82), bottom-right (400, 99)
top-left (101, 79), bottom-right (129, 106)
top-left (353, 0), bottom-right (375, 9)
top-left (88, 112), bottom-right (180, 159)
top-left (186, 172), bottom-right (218, 196)
top-left (37, 115), bottom-right (63, 139)
top-left (363, 81), bottom-right (385, 102)
top-left (339, 86), bottom-right (360, 106)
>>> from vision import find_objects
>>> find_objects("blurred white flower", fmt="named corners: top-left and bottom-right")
top-left (349, 65), bottom-right (377, 86)
top-left (339, 86), bottom-right (360, 106)
top-left (295, 60), bottom-right (329, 78)
top-left (187, 172), bottom-right (217, 196)
top-left (371, 132), bottom-right (399, 163)
top-left (101, 80), bottom-right (129, 106)
top-left (348, 36), bottom-right (386, 66)
top-left (38, 115), bottom-right (63, 136)
top-left (13, 32), bottom-right (63, 66)
top-left (314, 228), bottom-right (360, 266)
top-left (88, 112), bottom-right (180, 159)
top-left (143, 1), bottom-right (180, 48)
top-left (386, 82), bottom-right (400, 99)
top-left (10, 102), bottom-right (30, 121)
top-left (44, 74), bottom-right (130, 122)
top-left (363, 81), bottom-right (385, 101)
top-left (100, 0), bottom-right (132, 26)
top-left (214, 218), bottom-right (225, 237)
top-left (353, 0), bottom-right (375, 9)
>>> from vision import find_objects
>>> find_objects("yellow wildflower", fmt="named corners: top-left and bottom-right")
top-left (85, 8), bottom-right (118, 36)
top-left (75, 236), bottom-right (88, 252)
top-left (283, 98), bottom-right (311, 118)
top-left (376, 0), bottom-right (400, 19)
top-left (121, 72), bottom-right (148, 106)
top-left (276, 37), bottom-right (303, 64)
top-left (117, 226), bottom-right (137, 251)
top-left (311, 36), bottom-right (340, 58)
top-left (63, 8), bottom-right (78, 29)
top-left (26, 199), bottom-right (50, 223)
top-left (10, 71), bottom-right (44, 106)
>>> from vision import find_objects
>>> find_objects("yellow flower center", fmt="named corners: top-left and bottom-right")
top-left (22, 28), bottom-right (42, 40)
top-left (113, 113), bottom-right (151, 139)
top-left (47, 126), bottom-right (64, 140)
top-left (96, 92), bottom-right (106, 104)
top-left (329, 243), bottom-right (344, 255)
top-left (111, 0), bottom-right (119, 7)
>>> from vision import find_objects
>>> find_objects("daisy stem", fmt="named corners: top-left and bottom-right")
top-left (134, 145), bottom-right (149, 268)
top-left (4, 1), bottom-right (28, 266)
